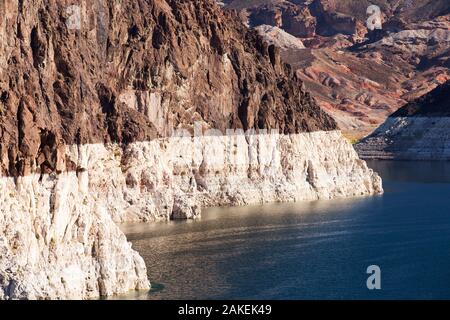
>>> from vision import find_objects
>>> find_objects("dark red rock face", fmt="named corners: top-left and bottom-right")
top-left (248, 2), bottom-right (317, 38)
top-left (0, 0), bottom-right (336, 177)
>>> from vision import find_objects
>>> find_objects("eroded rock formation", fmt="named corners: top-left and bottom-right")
top-left (0, 0), bottom-right (336, 178)
top-left (0, 0), bottom-right (382, 299)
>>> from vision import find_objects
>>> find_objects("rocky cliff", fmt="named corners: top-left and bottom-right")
top-left (356, 80), bottom-right (450, 160)
top-left (0, 0), bottom-right (382, 299)
top-left (0, 0), bottom-right (337, 177)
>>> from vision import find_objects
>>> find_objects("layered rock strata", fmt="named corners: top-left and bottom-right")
top-left (0, 0), bottom-right (382, 299)
top-left (0, 0), bottom-right (337, 178)
top-left (356, 80), bottom-right (450, 160)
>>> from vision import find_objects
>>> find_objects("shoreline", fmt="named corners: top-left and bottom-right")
top-left (0, 130), bottom-right (382, 299)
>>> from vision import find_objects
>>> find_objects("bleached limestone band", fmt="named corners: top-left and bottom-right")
top-left (357, 117), bottom-right (450, 160)
top-left (0, 130), bottom-right (382, 299)
top-left (64, 130), bottom-right (383, 221)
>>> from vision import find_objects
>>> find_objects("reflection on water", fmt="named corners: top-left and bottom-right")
top-left (120, 161), bottom-right (450, 300)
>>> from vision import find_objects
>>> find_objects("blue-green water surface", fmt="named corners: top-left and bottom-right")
top-left (121, 161), bottom-right (450, 300)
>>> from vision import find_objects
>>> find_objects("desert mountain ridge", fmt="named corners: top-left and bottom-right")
top-left (220, 0), bottom-right (450, 139)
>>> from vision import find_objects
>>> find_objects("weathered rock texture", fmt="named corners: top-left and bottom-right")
top-left (57, 130), bottom-right (382, 223)
top-left (0, 129), bottom-right (383, 300)
top-left (356, 80), bottom-right (450, 160)
top-left (0, 0), bottom-right (382, 300)
top-left (247, 2), bottom-right (317, 38)
top-left (0, 130), bottom-right (382, 298)
top-left (0, 173), bottom-right (149, 299)
top-left (225, 1), bottom-right (450, 138)
top-left (0, 0), bottom-right (337, 178)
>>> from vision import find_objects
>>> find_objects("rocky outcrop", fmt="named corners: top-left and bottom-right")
top-left (0, 128), bottom-right (383, 300)
top-left (0, 173), bottom-right (149, 299)
top-left (309, 0), bottom-right (366, 37)
top-left (0, 0), bottom-right (337, 178)
top-left (255, 25), bottom-right (306, 50)
top-left (0, 0), bottom-right (382, 300)
top-left (356, 80), bottom-right (450, 160)
top-left (227, 0), bottom-right (450, 38)
top-left (247, 2), bottom-right (317, 38)
top-left (65, 130), bottom-right (382, 223)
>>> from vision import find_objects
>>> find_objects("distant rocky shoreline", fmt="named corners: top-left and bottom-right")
top-left (356, 81), bottom-right (450, 160)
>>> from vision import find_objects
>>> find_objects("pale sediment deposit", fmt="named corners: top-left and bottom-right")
top-left (356, 117), bottom-right (450, 160)
top-left (356, 81), bottom-right (450, 160)
top-left (49, 130), bottom-right (384, 223)
top-left (0, 131), bottom-right (382, 299)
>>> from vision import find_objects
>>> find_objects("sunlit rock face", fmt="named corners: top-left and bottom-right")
top-left (0, 129), bottom-right (382, 300)
top-left (0, 172), bottom-right (150, 300)
top-left (0, 0), bottom-right (337, 178)
top-left (57, 130), bottom-right (383, 223)
top-left (0, 0), bottom-right (382, 300)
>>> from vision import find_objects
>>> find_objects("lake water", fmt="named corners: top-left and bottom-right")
top-left (120, 161), bottom-right (450, 300)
